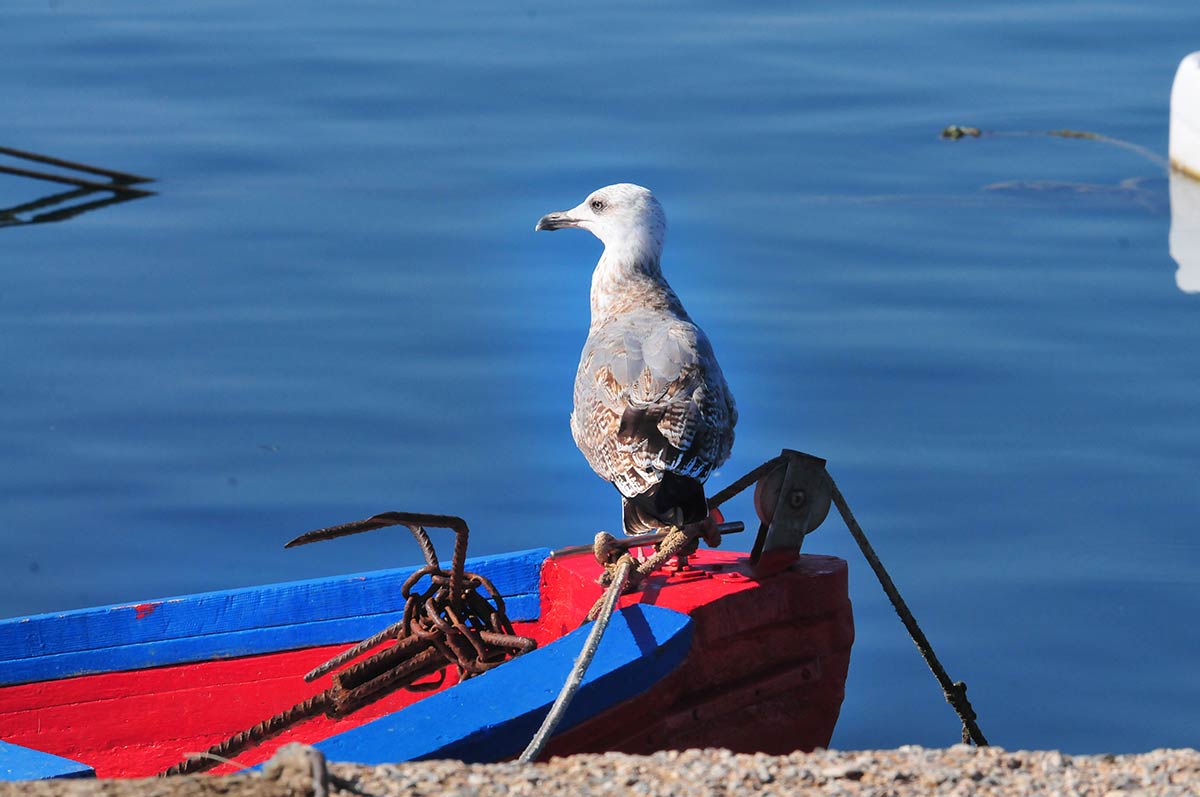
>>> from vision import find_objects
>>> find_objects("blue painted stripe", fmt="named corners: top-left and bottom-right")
top-left (0, 548), bottom-right (548, 686)
top-left (0, 740), bottom-right (94, 781)
top-left (0, 593), bottom-right (538, 687)
top-left (315, 604), bottom-right (693, 764)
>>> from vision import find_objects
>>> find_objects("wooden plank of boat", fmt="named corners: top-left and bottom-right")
top-left (0, 549), bottom-right (548, 687)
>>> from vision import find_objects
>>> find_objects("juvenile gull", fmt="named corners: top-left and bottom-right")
top-left (536, 184), bottom-right (737, 534)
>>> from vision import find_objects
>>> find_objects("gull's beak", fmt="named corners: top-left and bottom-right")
top-left (535, 211), bottom-right (581, 232)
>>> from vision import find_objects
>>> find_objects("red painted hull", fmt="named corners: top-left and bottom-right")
top-left (542, 550), bottom-right (853, 756)
top-left (0, 550), bottom-right (851, 777)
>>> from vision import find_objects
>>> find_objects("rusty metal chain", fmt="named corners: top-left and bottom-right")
top-left (160, 513), bottom-right (535, 777)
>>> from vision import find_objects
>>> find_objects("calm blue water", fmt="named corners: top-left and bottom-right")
top-left (2, 0), bottom-right (1198, 755)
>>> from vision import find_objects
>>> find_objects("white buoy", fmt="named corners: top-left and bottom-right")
top-left (1170, 52), bottom-right (1200, 179)
top-left (1170, 53), bottom-right (1200, 293)
top-left (1169, 170), bottom-right (1200, 293)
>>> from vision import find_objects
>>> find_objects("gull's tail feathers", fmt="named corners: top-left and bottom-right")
top-left (620, 471), bottom-right (708, 535)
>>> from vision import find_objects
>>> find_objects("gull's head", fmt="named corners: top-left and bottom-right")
top-left (536, 183), bottom-right (666, 260)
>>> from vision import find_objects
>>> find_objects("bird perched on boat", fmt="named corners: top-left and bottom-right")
top-left (536, 184), bottom-right (737, 535)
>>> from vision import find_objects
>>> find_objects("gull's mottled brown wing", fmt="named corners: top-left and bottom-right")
top-left (571, 309), bottom-right (737, 499)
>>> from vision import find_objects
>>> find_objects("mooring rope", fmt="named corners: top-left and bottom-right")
top-left (517, 558), bottom-right (633, 763)
top-left (588, 521), bottom-right (719, 619)
top-left (829, 475), bottom-right (988, 746)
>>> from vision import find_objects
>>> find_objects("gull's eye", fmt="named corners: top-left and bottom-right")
top-left (590, 198), bottom-right (606, 212)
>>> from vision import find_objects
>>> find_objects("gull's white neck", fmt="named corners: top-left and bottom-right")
top-left (589, 234), bottom-right (683, 321)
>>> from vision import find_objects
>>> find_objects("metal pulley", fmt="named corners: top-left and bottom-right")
top-left (750, 450), bottom-right (833, 571)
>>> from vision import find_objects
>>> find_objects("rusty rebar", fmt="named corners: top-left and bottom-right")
top-left (328, 646), bottom-right (445, 717)
top-left (162, 512), bottom-right (535, 777)
top-left (163, 693), bottom-right (329, 777)
top-left (304, 619), bottom-right (408, 682)
top-left (285, 512), bottom-right (471, 609)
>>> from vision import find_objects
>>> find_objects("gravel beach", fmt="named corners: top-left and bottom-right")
top-left (4, 745), bottom-right (1197, 797)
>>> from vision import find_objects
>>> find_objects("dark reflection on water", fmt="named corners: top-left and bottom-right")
top-left (0, 145), bottom-right (155, 227)
top-left (1, 0), bottom-right (1199, 755)
top-left (0, 185), bottom-right (150, 228)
